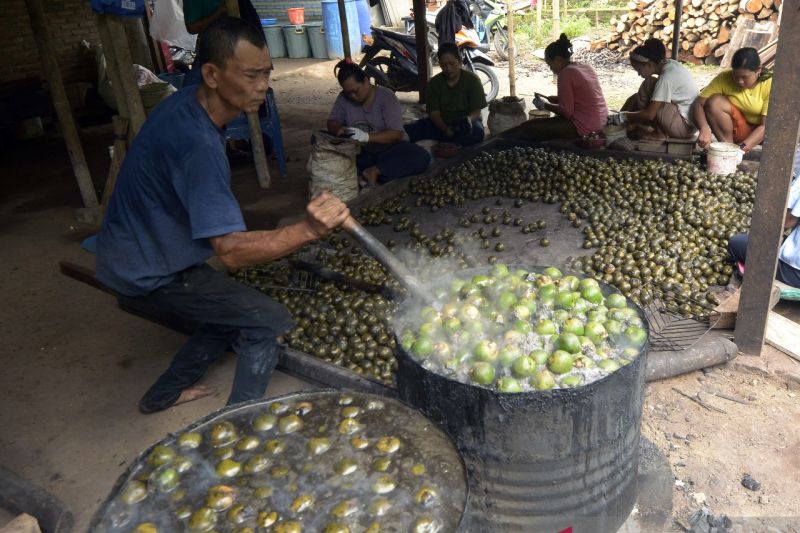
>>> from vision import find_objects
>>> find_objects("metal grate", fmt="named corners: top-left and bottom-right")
top-left (638, 283), bottom-right (721, 352)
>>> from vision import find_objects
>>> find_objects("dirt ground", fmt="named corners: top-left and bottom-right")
top-left (1, 55), bottom-right (799, 532)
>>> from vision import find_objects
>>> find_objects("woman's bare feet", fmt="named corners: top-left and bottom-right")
top-left (363, 166), bottom-right (381, 186)
top-left (173, 383), bottom-right (217, 407)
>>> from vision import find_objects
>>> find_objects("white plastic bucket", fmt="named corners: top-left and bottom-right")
top-left (707, 141), bottom-right (740, 175)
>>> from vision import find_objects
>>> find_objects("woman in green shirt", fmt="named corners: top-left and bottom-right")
top-left (404, 42), bottom-right (488, 146)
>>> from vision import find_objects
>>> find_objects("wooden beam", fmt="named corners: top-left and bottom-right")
top-left (337, 0), bottom-right (352, 59)
top-left (552, 0), bottom-right (560, 39)
top-left (105, 14), bottom-right (148, 137)
top-left (735, 4), bottom-right (800, 355)
top-left (94, 14), bottom-right (130, 123)
top-left (102, 115), bottom-right (129, 206)
top-left (413, 0), bottom-right (429, 102)
top-left (765, 311), bottom-right (800, 361)
top-left (24, 0), bottom-right (98, 209)
top-left (226, 0), bottom-right (271, 188)
top-left (507, 0), bottom-right (516, 97)
top-left (671, 0), bottom-right (684, 59)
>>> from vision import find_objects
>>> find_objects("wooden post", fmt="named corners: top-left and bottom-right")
top-left (413, 0), bottom-right (429, 102)
top-left (106, 15), bottom-right (148, 137)
top-left (95, 14), bottom-right (131, 124)
top-left (226, 0), bottom-right (271, 188)
top-left (124, 16), bottom-right (154, 71)
top-left (552, 0), bottom-right (560, 39)
top-left (102, 116), bottom-right (129, 206)
top-left (735, 9), bottom-right (800, 356)
top-left (506, 0), bottom-right (516, 97)
top-left (24, 0), bottom-right (98, 209)
top-left (337, 0), bottom-right (352, 59)
top-left (536, 0), bottom-right (543, 28)
top-left (671, 0), bottom-right (683, 60)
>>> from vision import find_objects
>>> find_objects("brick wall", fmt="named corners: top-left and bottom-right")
top-left (0, 0), bottom-right (99, 87)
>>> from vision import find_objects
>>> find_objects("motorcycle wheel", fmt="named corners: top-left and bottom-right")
top-left (493, 27), bottom-right (509, 61)
top-left (367, 56), bottom-right (394, 87)
top-left (472, 63), bottom-right (499, 102)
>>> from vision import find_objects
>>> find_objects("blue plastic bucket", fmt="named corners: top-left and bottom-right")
top-left (322, 0), bottom-right (361, 59)
top-left (355, 0), bottom-right (371, 45)
top-left (260, 17), bottom-right (277, 25)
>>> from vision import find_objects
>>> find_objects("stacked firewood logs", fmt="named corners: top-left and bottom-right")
top-left (593, 0), bottom-right (781, 65)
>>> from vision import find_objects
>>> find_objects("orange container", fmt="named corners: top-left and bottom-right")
top-left (287, 7), bottom-right (305, 24)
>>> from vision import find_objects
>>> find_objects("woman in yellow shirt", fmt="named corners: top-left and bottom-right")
top-left (691, 47), bottom-right (772, 152)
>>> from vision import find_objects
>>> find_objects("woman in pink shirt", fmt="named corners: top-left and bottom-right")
top-left (502, 34), bottom-right (608, 141)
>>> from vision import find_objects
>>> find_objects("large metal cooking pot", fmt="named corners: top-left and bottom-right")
top-left (395, 267), bottom-right (649, 533)
top-left (90, 390), bottom-right (468, 532)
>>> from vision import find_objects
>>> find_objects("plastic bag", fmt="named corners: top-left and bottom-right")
top-left (91, 0), bottom-right (144, 17)
top-left (307, 131), bottom-right (361, 202)
top-left (150, 0), bottom-right (197, 51)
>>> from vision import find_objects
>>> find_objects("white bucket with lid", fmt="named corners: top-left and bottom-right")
top-left (707, 141), bottom-right (740, 175)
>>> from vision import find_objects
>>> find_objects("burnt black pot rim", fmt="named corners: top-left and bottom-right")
top-left (88, 389), bottom-right (470, 532)
top-left (394, 265), bottom-right (650, 399)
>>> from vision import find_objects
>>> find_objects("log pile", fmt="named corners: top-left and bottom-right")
top-left (593, 0), bottom-right (781, 65)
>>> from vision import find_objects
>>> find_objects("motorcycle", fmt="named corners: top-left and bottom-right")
top-left (361, 25), bottom-right (500, 102)
top-left (471, 0), bottom-right (530, 61)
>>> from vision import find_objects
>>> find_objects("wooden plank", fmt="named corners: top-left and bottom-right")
top-left (721, 19), bottom-right (777, 67)
top-left (765, 311), bottom-right (800, 361)
top-left (106, 14), bottom-right (147, 137)
top-left (712, 286), bottom-right (780, 329)
top-left (413, 0), bottom-right (429, 102)
top-left (735, 6), bottom-right (800, 355)
top-left (94, 14), bottom-right (130, 123)
top-left (24, 0), bottom-right (98, 209)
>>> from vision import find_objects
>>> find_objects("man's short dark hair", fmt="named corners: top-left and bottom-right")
top-left (195, 16), bottom-right (267, 69)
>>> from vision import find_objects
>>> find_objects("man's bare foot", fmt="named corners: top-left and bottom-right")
top-left (363, 166), bottom-right (380, 186)
top-left (173, 383), bottom-right (217, 407)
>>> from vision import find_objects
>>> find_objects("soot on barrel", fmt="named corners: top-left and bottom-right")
top-left (394, 265), bottom-right (649, 532)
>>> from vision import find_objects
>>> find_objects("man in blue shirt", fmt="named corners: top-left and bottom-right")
top-left (97, 17), bottom-right (349, 413)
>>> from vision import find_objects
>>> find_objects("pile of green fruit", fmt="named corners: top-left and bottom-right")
top-left (234, 243), bottom-right (400, 385)
top-left (398, 264), bottom-right (647, 392)
top-left (93, 392), bottom-right (466, 533)
top-left (360, 147), bottom-right (755, 319)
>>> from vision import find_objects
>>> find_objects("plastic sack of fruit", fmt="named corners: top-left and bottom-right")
top-left (307, 131), bottom-right (361, 202)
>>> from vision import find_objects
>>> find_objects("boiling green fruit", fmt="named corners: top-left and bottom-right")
top-left (464, 320), bottom-right (484, 335)
top-left (560, 374), bottom-right (584, 388)
top-left (556, 333), bottom-right (581, 354)
top-left (535, 319), bottom-right (557, 335)
top-left (411, 338), bottom-right (434, 358)
top-left (469, 362), bottom-right (496, 385)
top-left (538, 283), bottom-right (557, 300)
top-left (512, 355), bottom-right (537, 378)
top-left (579, 277), bottom-right (600, 291)
top-left (606, 293), bottom-right (627, 309)
top-left (572, 298), bottom-right (591, 314)
top-left (400, 332), bottom-right (415, 352)
top-left (598, 359), bottom-right (621, 372)
top-left (555, 291), bottom-right (578, 310)
top-left (512, 304), bottom-right (531, 321)
top-left (498, 345), bottom-right (522, 367)
top-left (497, 291), bottom-right (518, 311)
top-left (543, 267), bottom-right (562, 278)
top-left (532, 369), bottom-right (556, 390)
top-left (584, 322), bottom-right (608, 345)
top-left (624, 326), bottom-right (648, 348)
top-left (548, 350), bottom-right (574, 374)
top-left (492, 263), bottom-right (510, 278)
top-left (587, 311), bottom-right (606, 323)
top-left (513, 320), bottom-right (533, 334)
top-left (622, 347), bottom-right (640, 359)
top-left (552, 309), bottom-right (570, 323)
top-left (604, 319), bottom-right (623, 336)
top-left (443, 317), bottom-right (462, 335)
top-left (473, 340), bottom-right (499, 362)
top-left (529, 349), bottom-right (549, 366)
top-left (561, 318), bottom-right (585, 336)
top-left (497, 376), bottom-right (522, 393)
top-left (561, 276), bottom-right (580, 291)
top-left (459, 304), bottom-right (480, 322)
top-left (418, 322), bottom-right (439, 338)
top-left (432, 342), bottom-right (451, 359)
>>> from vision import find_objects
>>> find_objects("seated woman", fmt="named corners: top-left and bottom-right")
top-left (728, 176), bottom-right (800, 288)
top-left (404, 42), bottom-right (487, 147)
top-left (328, 61), bottom-right (431, 185)
top-left (502, 34), bottom-right (607, 142)
top-left (691, 47), bottom-right (772, 153)
top-left (609, 38), bottom-right (698, 140)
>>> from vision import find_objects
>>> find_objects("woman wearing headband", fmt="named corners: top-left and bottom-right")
top-left (691, 47), bottom-right (772, 153)
top-left (328, 60), bottom-right (431, 186)
top-left (501, 34), bottom-right (607, 142)
top-left (607, 39), bottom-right (698, 140)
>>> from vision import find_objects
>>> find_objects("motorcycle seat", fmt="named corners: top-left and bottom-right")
top-left (374, 27), bottom-right (418, 45)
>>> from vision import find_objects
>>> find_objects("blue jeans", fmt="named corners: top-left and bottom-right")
top-left (727, 233), bottom-right (800, 288)
top-left (404, 117), bottom-right (485, 146)
top-left (134, 264), bottom-right (294, 413)
top-left (357, 141), bottom-right (431, 183)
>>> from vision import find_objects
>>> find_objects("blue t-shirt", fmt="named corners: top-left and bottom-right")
top-left (97, 86), bottom-right (246, 296)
